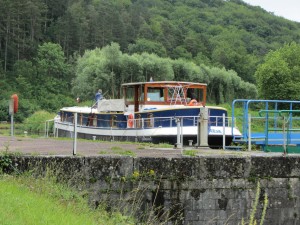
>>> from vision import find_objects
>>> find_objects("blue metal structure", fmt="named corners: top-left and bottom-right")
top-left (231, 99), bottom-right (300, 150)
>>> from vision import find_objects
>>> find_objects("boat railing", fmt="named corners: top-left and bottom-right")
top-left (57, 114), bottom-right (234, 129)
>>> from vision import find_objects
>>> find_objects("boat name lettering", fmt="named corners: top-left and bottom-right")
top-left (209, 128), bottom-right (222, 134)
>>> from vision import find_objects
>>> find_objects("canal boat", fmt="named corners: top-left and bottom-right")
top-left (54, 81), bottom-right (241, 147)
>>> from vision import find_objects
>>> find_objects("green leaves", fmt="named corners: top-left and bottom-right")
top-left (128, 39), bottom-right (167, 57)
top-left (35, 43), bottom-right (70, 79)
top-left (255, 42), bottom-right (300, 100)
top-left (72, 42), bottom-right (256, 104)
top-left (23, 110), bottom-right (56, 133)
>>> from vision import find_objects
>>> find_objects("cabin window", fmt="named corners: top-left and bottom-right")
top-left (187, 88), bottom-right (204, 102)
top-left (125, 86), bottom-right (135, 102)
top-left (140, 87), bottom-right (145, 102)
top-left (167, 86), bottom-right (185, 103)
top-left (147, 88), bottom-right (164, 102)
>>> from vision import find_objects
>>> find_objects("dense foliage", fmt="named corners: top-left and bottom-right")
top-left (1, 0), bottom-right (300, 121)
top-left (255, 42), bottom-right (300, 100)
top-left (73, 43), bottom-right (257, 104)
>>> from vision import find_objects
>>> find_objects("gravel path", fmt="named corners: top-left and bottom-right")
top-left (0, 135), bottom-right (286, 158)
top-left (0, 136), bottom-right (183, 157)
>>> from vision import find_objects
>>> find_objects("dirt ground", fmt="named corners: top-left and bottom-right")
top-left (0, 135), bottom-right (282, 158)
top-left (0, 135), bottom-right (185, 158)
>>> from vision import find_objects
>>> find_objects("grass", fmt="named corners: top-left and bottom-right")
top-left (111, 146), bottom-right (123, 151)
top-left (110, 146), bottom-right (136, 156)
top-left (183, 149), bottom-right (198, 157)
top-left (98, 150), bottom-right (108, 154)
top-left (0, 174), bottom-right (135, 225)
top-left (0, 123), bottom-right (10, 136)
top-left (149, 142), bottom-right (173, 148)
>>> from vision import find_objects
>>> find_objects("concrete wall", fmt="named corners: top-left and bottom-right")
top-left (7, 155), bottom-right (300, 225)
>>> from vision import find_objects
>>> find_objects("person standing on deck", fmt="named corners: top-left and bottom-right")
top-left (95, 89), bottom-right (103, 107)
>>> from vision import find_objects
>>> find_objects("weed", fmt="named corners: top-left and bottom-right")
top-left (119, 151), bottom-right (136, 157)
top-left (109, 146), bottom-right (136, 156)
top-left (111, 146), bottom-right (123, 151)
top-left (287, 179), bottom-right (295, 200)
top-left (0, 174), bottom-right (135, 225)
top-left (0, 154), bottom-right (12, 173)
top-left (248, 176), bottom-right (258, 183)
top-left (30, 152), bottom-right (40, 156)
top-left (241, 181), bottom-right (268, 225)
top-left (154, 143), bottom-right (173, 148)
top-left (183, 149), bottom-right (198, 157)
top-left (98, 150), bottom-right (108, 154)
top-left (0, 143), bottom-right (18, 174)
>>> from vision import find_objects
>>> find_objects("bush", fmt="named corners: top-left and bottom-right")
top-left (23, 110), bottom-right (56, 134)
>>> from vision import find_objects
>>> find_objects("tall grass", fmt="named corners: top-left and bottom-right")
top-left (0, 174), bottom-right (135, 225)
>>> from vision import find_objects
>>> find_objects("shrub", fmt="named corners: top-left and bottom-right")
top-left (23, 110), bottom-right (56, 134)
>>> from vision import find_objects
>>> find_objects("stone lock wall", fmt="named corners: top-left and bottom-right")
top-left (8, 155), bottom-right (300, 225)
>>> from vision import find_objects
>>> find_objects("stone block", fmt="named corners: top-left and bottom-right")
top-left (184, 210), bottom-right (199, 221)
top-left (202, 199), bottom-right (216, 209)
top-left (198, 209), bottom-right (218, 221)
top-left (267, 178), bottom-right (288, 188)
top-left (214, 178), bottom-right (232, 189)
top-left (192, 199), bottom-right (204, 210)
top-left (234, 189), bottom-right (248, 199)
top-left (226, 199), bottom-right (244, 210)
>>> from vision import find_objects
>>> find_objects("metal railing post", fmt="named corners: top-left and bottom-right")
top-left (248, 114), bottom-right (251, 151)
top-left (222, 113), bottom-right (225, 150)
top-left (176, 117), bottom-right (182, 148)
top-left (73, 113), bottom-right (78, 155)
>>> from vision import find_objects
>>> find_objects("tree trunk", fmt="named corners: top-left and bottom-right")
top-left (4, 15), bottom-right (10, 73)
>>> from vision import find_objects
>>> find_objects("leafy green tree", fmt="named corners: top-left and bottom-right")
top-left (102, 43), bottom-right (123, 98)
top-left (171, 46), bottom-right (192, 60)
top-left (139, 53), bottom-right (174, 81)
top-left (171, 59), bottom-right (205, 82)
top-left (0, 0), bottom-right (47, 71)
top-left (13, 60), bottom-right (36, 99)
top-left (72, 48), bottom-right (108, 101)
top-left (255, 42), bottom-right (300, 100)
top-left (128, 39), bottom-right (167, 57)
top-left (120, 54), bottom-right (143, 83)
top-left (72, 43), bottom-right (124, 100)
top-left (35, 43), bottom-right (69, 79)
top-left (194, 65), bottom-right (257, 104)
top-left (72, 43), bottom-right (256, 106)
top-left (33, 43), bottom-right (72, 111)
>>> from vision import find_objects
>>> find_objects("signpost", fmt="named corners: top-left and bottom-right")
top-left (9, 98), bottom-right (14, 137)
top-left (9, 94), bottom-right (18, 137)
